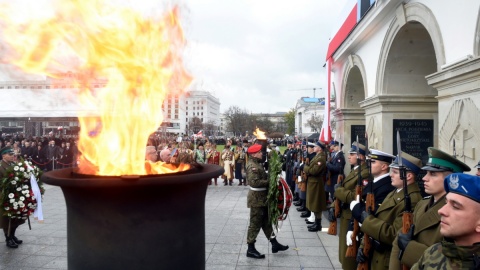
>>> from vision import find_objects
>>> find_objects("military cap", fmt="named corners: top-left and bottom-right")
top-left (475, 160), bottom-right (480, 169)
top-left (390, 152), bottom-right (423, 175)
top-left (444, 173), bottom-right (480, 203)
top-left (369, 149), bottom-right (395, 163)
top-left (422, 147), bottom-right (470, 173)
top-left (287, 140), bottom-right (293, 144)
top-left (349, 142), bottom-right (366, 156)
top-left (307, 142), bottom-right (315, 148)
top-left (332, 141), bottom-right (344, 147)
top-left (247, 144), bottom-right (262, 154)
top-left (0, 146), bottom-right (14, 155)
top-left (314, 141), bottom-right (326, 150)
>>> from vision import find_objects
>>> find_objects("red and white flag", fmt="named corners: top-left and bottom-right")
top-left (319, 59), bottom-right (332, 143)
top-left (195, 130), bottom-right (203, 137)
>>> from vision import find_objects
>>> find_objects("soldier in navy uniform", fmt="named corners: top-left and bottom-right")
top-left (326, 141), bottom-right (346, 203)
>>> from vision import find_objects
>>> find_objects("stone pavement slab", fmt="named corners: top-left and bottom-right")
top-left (0, 178), bottom-right (341, 270)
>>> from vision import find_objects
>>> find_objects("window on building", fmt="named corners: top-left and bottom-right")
top-left (174, 115), bottom-right (178, 119)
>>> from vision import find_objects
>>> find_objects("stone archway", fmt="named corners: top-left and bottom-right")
top-left (334, 55), bottom-right (367, 149)
top-left (361, 2), bottom-right (441, 159)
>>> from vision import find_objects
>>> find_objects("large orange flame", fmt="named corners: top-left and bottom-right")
top-left (0, 0), bottom-right (192, 175)
top-left (253, 128), bottom-right (267, 140)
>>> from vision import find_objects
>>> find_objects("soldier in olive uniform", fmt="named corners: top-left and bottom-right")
top-left (303, 141), bottom-right (327, 232)
top-left (332, 142), bottom-right (369, 270)
top-left (0, 147), bottom-right (25, 248)
top-left (245, 144), bottom-right (288, 259)
top-left (356, 152), bottom-right (423, 270)
top-left (389, 147), bottom-right (470, 270)
top-left (412, 173), bottom-right (480, 270)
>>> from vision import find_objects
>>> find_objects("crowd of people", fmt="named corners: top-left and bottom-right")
top-left (2, 130), bottom-right (480, 269)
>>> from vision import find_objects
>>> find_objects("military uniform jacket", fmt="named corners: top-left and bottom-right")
top-left (304, 151), bottom-right (327, 212)
top-left (361, 183), bottom-right (422, 270)
top-left (326, 151), bottom-right (346, 182)
top-left (352, 175), bottom-right (395, 221)
top-left (411, 240), bottom-right (480, 270)
top-left (0, 160), bottom-right (14, 228)
top-left (389, 195), bottom-right (446, 269)
top-left (334, 163), bottom-right (369, 220)
top-left (246, 157), bottom-right (269, 208)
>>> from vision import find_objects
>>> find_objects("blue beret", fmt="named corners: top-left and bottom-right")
top-left (444, 173), bottom-right (480, 203)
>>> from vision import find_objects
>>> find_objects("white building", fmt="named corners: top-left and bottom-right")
top-left (295, 97), bottom-right (325, 137)
top-left (327, 0), bottom-right (480, 169)
top-left (0, 73), bottom-right (221, 137)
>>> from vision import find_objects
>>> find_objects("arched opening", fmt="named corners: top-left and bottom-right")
top-left (345, 66), bottom-right (365, 108)
top-left (383, 22), bottom-right (437, 95)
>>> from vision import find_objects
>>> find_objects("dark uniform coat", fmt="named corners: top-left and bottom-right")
top-left (304, 151), bottom-right (327, 213)
top-left (333, 163), bottom-right (369, 270)
top-left (360, 183), bottom-right (423, 270)
top-left (389, 195), bottom-right (446, 270)
top-left (326, 151), bottom-right (346, 186)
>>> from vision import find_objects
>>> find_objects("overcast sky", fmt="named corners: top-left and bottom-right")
top-left (0, 0), bottom-right (348, 114)
top-left (181, 0), bottom-right (348, 114)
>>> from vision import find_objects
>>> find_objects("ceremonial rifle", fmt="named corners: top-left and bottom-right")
top-left (397, 130), bottom-right (412, 270)
top-left (346, 136), bottom-right (362, 257)
top-left (357, 133), bottom-right (373, 270)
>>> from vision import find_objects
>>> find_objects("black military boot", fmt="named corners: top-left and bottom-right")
top-left (296, 200), bottom-right (306, 212)
top-left (293, 199), bottom-right (302, 206)
top-left (292, 192), bottom-right (299, 202)
top-left (308, 219), bottom-right (322, 232)
top-left (5, 235), bottom-right (18, 248)
top-left (270, 238), bottom-right (289, 253)
top-left (300, 210), bottom-right (311, 218)
top-left (246, 243), bottom-right (265, 259)
top-left (10, 228), bottom-right (22, 245)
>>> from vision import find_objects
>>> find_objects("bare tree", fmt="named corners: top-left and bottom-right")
top-left (306, 114), bottom-right (323, 133)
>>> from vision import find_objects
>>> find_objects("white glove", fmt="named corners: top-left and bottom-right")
top-left (350, 195), bottom-right (360, 211)
top-left (346, 231), bottom-right (353, 246)
top-left (346, 231), bottom-right (359, 246)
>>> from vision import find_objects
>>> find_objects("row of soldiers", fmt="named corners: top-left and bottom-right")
top-left (323, 140), bottom-right (480, 270)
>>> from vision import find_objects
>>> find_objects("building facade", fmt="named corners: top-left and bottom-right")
top-left (295, 97), bottom-right (326, 137)
top-left (0, 72), bottom-right (220, 137)
top-left (328, 0), bottom-right (480, 169)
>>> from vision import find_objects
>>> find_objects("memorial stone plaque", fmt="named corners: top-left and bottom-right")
top-left (351, 125), bottom-right (366, 145)
top-left (392, 119), bottom-right (434, 165)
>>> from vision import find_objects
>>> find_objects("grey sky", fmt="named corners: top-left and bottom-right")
top-left (182, 0), bottom-right (347, 114)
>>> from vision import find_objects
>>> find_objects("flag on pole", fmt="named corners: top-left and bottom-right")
top-left (196, 130), bottom-right (203, 137)
top-left (319, 59), bottom-right (332, 143)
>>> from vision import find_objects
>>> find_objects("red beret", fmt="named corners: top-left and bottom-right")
top-left (247, 144), bottom-right (262, 154)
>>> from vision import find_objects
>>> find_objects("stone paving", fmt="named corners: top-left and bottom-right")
top-left (0, 177), bottom-right (342, 270)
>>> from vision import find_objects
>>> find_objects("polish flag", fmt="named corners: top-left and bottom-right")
top-left (319, 59), bottom-right (332, 143)
top-left (196, 130), bottom-right (203, 137)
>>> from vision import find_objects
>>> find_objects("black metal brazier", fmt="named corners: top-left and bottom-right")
top-left (41, 164), bottom-right (224, 270)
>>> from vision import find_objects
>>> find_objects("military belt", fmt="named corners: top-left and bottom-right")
top-left (250, 187), bottom-right (267, 191)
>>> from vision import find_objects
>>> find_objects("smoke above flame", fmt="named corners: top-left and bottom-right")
top-left (0, 0), bottom-right (192, 175)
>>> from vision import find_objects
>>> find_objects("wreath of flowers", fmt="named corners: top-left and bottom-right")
top-left (1, 160), bottom-right (45, 220)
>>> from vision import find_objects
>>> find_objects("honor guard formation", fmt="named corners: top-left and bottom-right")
top-left (1, 132), bottom-right (480, 270)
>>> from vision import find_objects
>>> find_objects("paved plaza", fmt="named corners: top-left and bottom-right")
top-left (0, 176), bottom-right (342, 270)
